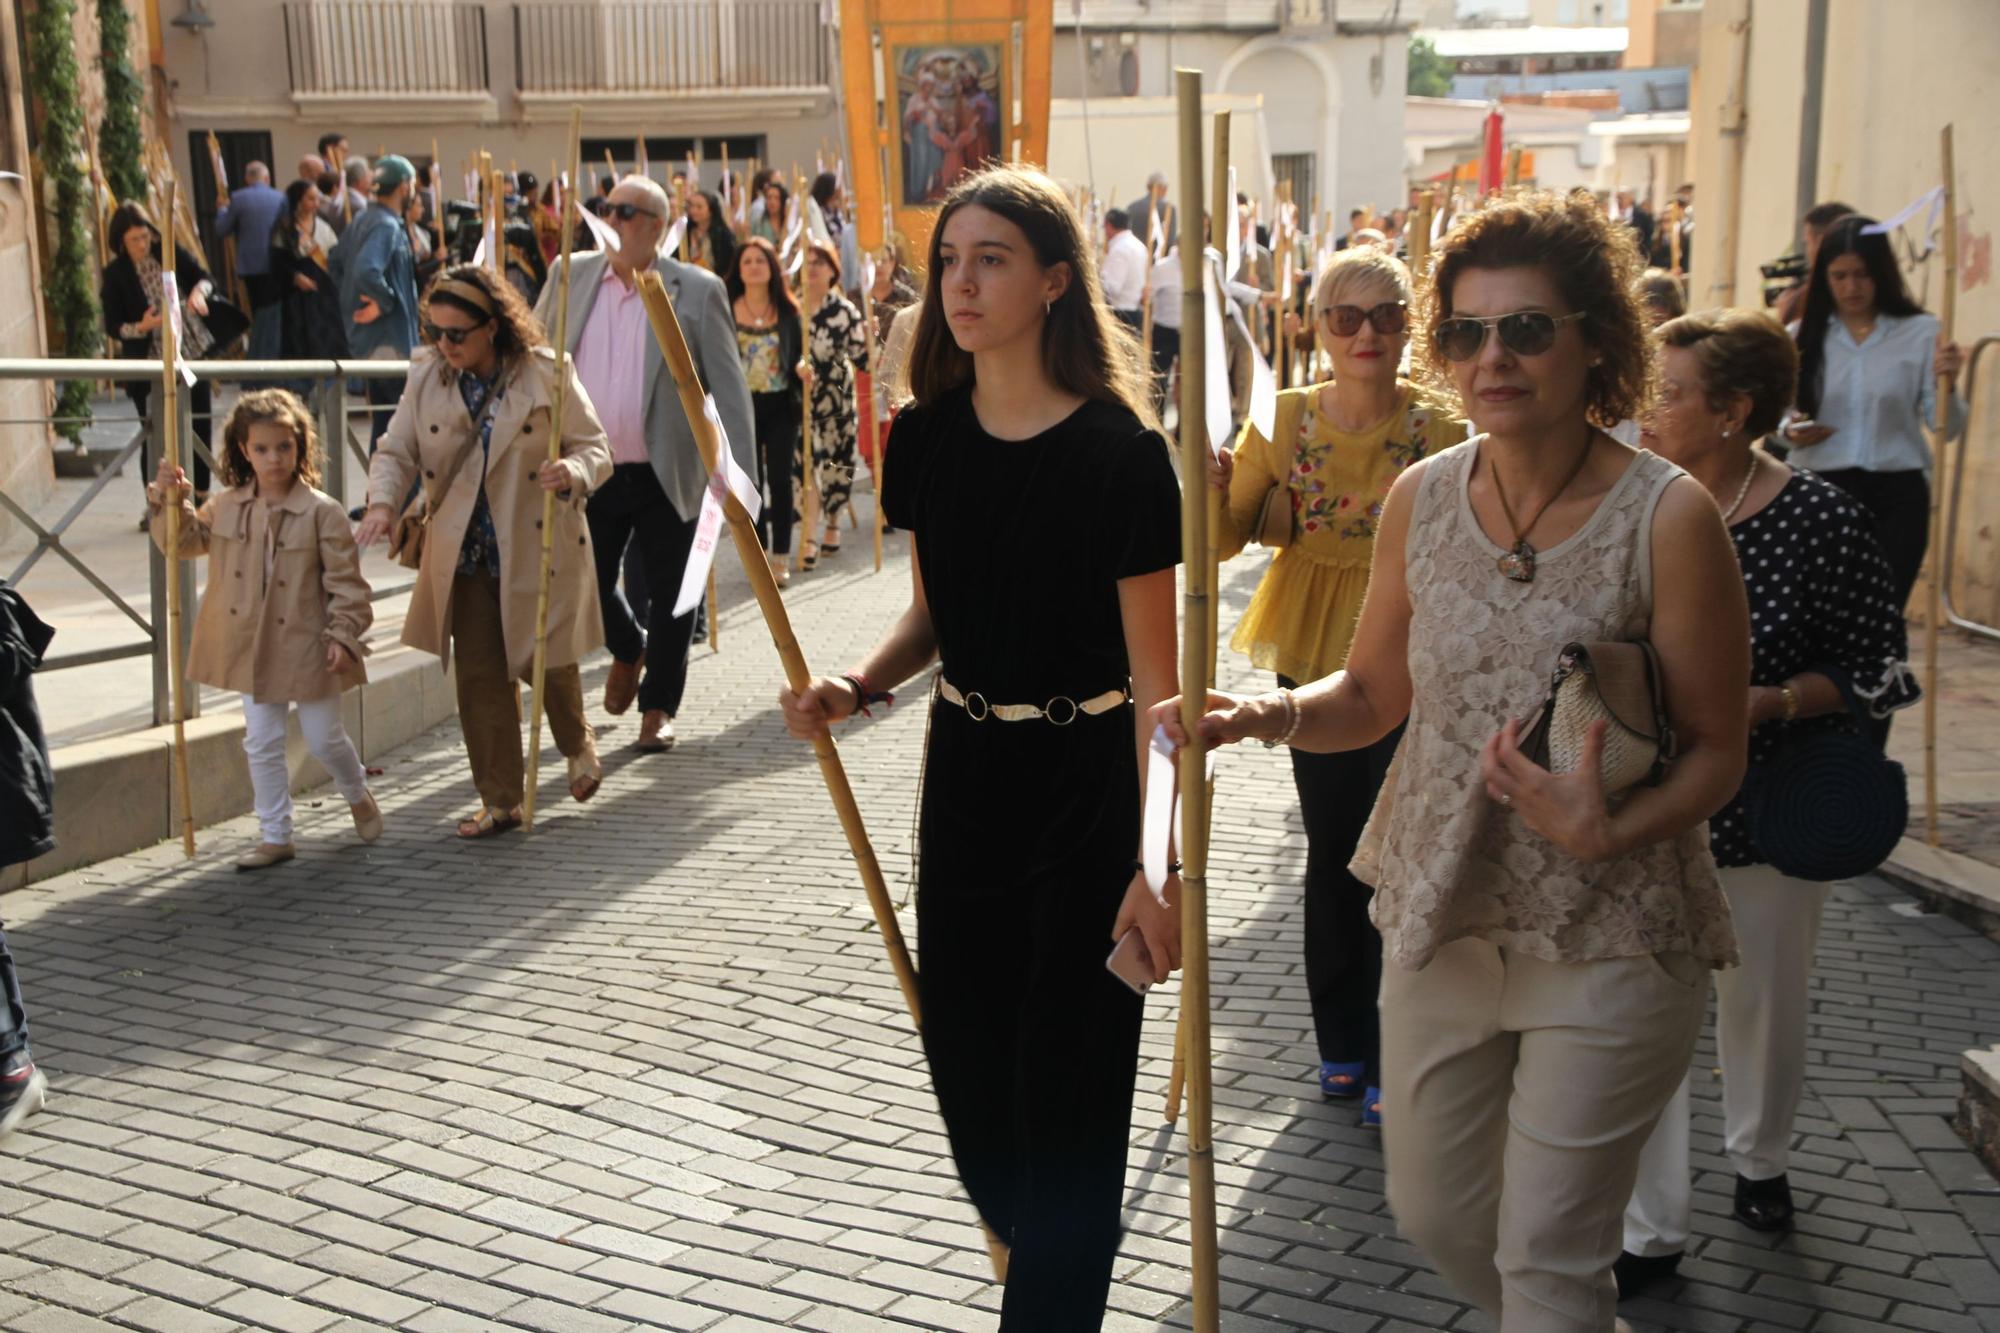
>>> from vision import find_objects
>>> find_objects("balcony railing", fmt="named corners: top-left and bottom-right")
top-left (282, 1), bottom-right (490, 96)
top-left (514, 1), bottom-right (829, 95)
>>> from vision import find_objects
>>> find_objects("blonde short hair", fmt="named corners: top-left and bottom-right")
top-left (1313, 247), bottom-right (1413, 318)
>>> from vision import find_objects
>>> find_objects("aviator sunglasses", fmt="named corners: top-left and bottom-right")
top-left (608, 201), bottom-right (662, 222)
top-left (1322, 302), bottom-right (1408, 337)
top-left (423, 318), bottom-right (490, 347)
top-left (1434, 309), bottom-right (1587, 362)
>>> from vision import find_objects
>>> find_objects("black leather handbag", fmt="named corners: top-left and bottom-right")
top-left (1742, 677), bottom-right (1906, 882)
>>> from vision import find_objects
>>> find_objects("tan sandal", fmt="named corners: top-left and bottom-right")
top-left (568, 743), bottom-right (603, 803)
top-left (456, 805), bottom-right (522, 839)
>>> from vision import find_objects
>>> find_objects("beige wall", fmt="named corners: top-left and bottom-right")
top-left (1689, 0), bottom-right (2000, 621)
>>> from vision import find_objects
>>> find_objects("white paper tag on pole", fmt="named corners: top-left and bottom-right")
top-left (701, 393), bottom-right (761, 520)
top-left (1202, 261), bottom-right (1230, 460)
top-left (1225, 166), bottom-right (1241, 282)
top-left (1143, 725), bottom-right (1176, 895)
top-left (672, 470), bottom-right (729, 617)
top-left (1860, 185), bottom-right (1945, 238)
top-left (786, 245), bottom-right (805, 278)
top-left (1231, 296), bottom-right (1277, 441)
top-left (658, 213), bottom-right (687, 260)
top-left (861, 254), bottom-right (876, 297)
top-left (580, 203), bottom-right (622, 255)
top-left (160, 272), bottom-right (197, 386)
top-left (807, 195), bottom-right (835, 248)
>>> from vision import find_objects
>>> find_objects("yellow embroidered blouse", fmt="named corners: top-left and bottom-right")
top-left (1218, 380), bottom-right (1467, 684)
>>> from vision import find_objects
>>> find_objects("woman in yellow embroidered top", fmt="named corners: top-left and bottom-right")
top-left (1211, 247), bottom-right (1466, 1123)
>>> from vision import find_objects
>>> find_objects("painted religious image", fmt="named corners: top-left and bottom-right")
top-left (896, 45), bottom-right (1002, 206)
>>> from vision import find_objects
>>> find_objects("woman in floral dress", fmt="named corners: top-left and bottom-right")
top-left (1209, 247), bottom-right (1466, 1124)
top-left (798, 240), bottom-right (869, 562)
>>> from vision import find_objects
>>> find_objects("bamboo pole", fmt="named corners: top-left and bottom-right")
top-left (431, 137), bottom-right (445, 256)
top-left (859, 255), bottom-right (884, 572)
top-left (1925, 123), bottom-right (1956, 848)
top-left (795, 172), bottom-right (822, 572)
top-left (1409, 188), bottom-right (1434, 281)
top-left (523, 110), bottom-right (583, 832)
top-left (632, 271), bottom-right (922, 1021)
top-left (161, 178), bottom-right (195, 860)
top-left (1172, 66), bottom-right (1221, 1333)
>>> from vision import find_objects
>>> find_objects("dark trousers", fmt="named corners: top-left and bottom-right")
top-left (1281, 673), bottom-right (1402, 1081)
top-left (130, 380), bottom-right (213, 493)
top-left (0, 924), bottom-right (25, 1064)
top-left (587, 463), bottom-right (700, 716)
top-left (1112, 307), bottom-right (1143, 334)
top-left (753, 391), bottom-right (800, 556)
top-left (919, 863), bottom-right (1143, 1329)
top-left (365, 375), bottom-right (402, 452)
top-left (1148, 324), bottom-right (1181, 418)
top-left (1816, 467), bottom-right (1930, 612)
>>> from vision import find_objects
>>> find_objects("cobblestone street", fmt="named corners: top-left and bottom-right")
top-left (7, 525), bottom-right (2000, 1332)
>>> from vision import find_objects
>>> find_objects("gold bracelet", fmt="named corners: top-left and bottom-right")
top-left (1779, 684), bottom-right (1799, 723)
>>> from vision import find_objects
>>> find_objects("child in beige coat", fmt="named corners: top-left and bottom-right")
top-left (150, 388), bottom-right (382, 869)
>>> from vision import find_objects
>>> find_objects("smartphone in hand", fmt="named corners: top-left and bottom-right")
top-left (1106, 928), bottom-right (1155, 996)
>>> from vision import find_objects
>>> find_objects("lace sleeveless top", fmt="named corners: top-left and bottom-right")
top-left (1351, 437), bottom-right (1737, 971)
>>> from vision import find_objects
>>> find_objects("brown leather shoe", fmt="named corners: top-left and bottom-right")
top-left (636, 710), bottom-right (676, 753)
top-left (604, 653), bottom-right (644, 716)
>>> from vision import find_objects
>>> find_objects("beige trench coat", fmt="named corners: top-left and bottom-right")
top-left (149, 482), bottom-right (371, 701)
top-left (367, 346), bottom-right (613, 679)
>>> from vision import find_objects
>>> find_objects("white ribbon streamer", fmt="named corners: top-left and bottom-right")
top-left (658, 214), bottom-right (687, 261)
top-left (1860, 185), bottom-right (1945, 239)
top-left (702, 393), bottom-right (761, 520)
top-left (579, 203), bottom-right (622, 255)
top-left (1230, 295), bottom-right (1277, 441)
top-left (160, 272), bottom-right (197, 387)
top-left (1143, 725), bottom-right (1176, 895)
top-left (1201, 260), bottom-right (1230, 459)
top-left (673, 470), bottom-right (729, 617)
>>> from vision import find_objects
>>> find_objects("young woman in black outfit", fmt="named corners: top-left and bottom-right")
top-left (780, 164), bottom-right (1182, 1330)
top-left (727, 236), bottom-right (805, 585)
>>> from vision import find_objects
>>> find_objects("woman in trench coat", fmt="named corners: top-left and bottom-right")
top-left (355, 264), bottom-right (613, 838)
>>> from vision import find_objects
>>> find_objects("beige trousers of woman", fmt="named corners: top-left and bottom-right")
top-left (1381, 937), bottom-right (1709, 1332)
top-left (450, 573), bottom-right (589, 811)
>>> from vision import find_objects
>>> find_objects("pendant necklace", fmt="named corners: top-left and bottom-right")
top-left (1489, 439), bottom-right (1594, 583)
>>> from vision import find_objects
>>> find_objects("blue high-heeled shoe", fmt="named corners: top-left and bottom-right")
top-left (1318, 1061), bottom-right (1367, 1101)
top-left (1361, 1086), bottom-right (1382, 1129)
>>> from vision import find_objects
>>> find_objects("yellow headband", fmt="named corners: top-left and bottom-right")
top-left (434, 277), bottom-right (497, 317)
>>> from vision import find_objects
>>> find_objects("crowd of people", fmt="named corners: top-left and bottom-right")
top-left (1, 130), bottom-right (1971, 1333)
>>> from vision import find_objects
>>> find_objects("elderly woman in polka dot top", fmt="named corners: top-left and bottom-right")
top-left (1618, 307), bottom-right (1919, 1297)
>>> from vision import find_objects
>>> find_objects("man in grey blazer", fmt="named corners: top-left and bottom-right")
top-left (535, 175), bottom-right (756, 754)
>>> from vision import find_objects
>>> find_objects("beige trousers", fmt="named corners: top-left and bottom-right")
top-left (1380, 937), bottom-right (1709, 1332)
top-left (450, 573), bottom-right (589, 811)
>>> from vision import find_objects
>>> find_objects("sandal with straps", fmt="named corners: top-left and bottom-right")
top-left (568, 744), bottom-right (603, 803)
top-left (456, 805), bottom-right (523, 840)
top-left (1318, 1061), bottom-right (1367, 1101)
top-left (1362, 1086), bottom-right (1382, 1130)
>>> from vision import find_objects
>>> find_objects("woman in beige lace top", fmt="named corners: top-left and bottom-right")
top-left (1157, 192), bottom-right (1751, 1331)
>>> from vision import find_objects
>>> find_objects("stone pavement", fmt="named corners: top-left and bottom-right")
top-left (1896, 626), bottom-right (2000, 869)
top-left (7, 514), bottom-right (2000, 1332)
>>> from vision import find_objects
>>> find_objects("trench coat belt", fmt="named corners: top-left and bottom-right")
top-left (936, 677), bottom-right (1129, 725)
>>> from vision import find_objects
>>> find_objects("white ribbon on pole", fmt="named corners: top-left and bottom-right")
top-left (1860, 185), bottom-right (1945, 239)
top-left (1224, 166), bottom-right (1241, 286)
top-left (1201, 260), bottom-right (1230, 460)
top-left (1232, 296), bottom-right (1277, 441)
top-left (703, 392), bottom-right (761, 519)
top-left (806, 195), bottom-right (836, 248)
top-left (579, 203), bottom-right (622, 255)
top-left (672, 394), bottom-right (763, 616)
top-left (1143, 726), bottom-right (1176, 895)
top-left (160, 272), bottom-right (197, 386)
top-left (657, 213), bottom-right (687, 260)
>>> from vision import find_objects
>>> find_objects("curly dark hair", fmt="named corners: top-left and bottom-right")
top-left (1417, 189), bottom-right (1654, 429)
top-left (419, 263), bottom-right (547, 382)
top-left (219, 388), bottom-right (322, 491)
top-left (1658, 308), bottom-right (1798, 439)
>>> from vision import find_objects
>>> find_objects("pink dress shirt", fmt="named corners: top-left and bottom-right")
top-left (573, 265), bottom-right (651, 468)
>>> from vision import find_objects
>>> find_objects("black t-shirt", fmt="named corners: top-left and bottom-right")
top-left (882, 385), bottom-right (1182, 702)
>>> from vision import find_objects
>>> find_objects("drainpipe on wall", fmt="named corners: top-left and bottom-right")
top-left (1707, 0), bottom-right (1753, 307)
top-left (1793, 0), bottom-right (1828, 249)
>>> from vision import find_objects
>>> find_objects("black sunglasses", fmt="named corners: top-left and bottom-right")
top-left (1434, 310), bottom-right (1587, 362)
top-left (608, 201), bottom-right (662, 222)
top-left (1323, 302), bottom-right (1408, 337)
top-left (424, 319), bottom-right (489, 347)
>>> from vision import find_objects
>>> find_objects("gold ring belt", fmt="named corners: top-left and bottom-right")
top-left (937, 677), bottom-right (1129, 726)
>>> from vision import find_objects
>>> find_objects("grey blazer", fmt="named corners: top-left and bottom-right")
top-left (534, 250), bottom-right (757, 523)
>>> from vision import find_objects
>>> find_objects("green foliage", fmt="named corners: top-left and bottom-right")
top-left (1408, 36), bottom-right (1456, 99)
top-left (97, 0), bottom-right (146, 203)
top-left (27, 0), bottom-right (101, 443)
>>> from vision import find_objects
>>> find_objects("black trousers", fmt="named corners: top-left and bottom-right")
top-left (0, 923), bottom-right (26, 1066)
top-left (1815, 467), bottom-right (1930, 612)
top-left (752, 390), bottom-right (800, 556)
top-left (586, 463), bottom-right (700, 717)
top-left (1280, 674), bottom-right (1402, 1081)
top-left (1148, 324), bottom-right (1180, 418)
top-left (129, 379), bottom-right (213, 493)
top-left (917, 706), bottom-right (1144, 1330)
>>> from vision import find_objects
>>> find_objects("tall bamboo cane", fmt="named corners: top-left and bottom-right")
top-left (1167, 109), bottom-right (1232, 1130)
top-left (161, 179), bottom-right (196, 859)
top-left (632, 270), bottom-right (921, 1016)
top-left (1172, 66), bottom-right (1222, 1333)
top-left (794, 172), bottom-right (822, 573)
top-left (522, 111), bottom-right (583, 832)
top-left (858, 255), bottom-right (884, 572)
top-left (1925, 123), bottom-right (1956, 847)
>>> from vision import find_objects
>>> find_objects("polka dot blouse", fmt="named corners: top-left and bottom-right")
top-left (1709, 465), bottom-right (1921, 867)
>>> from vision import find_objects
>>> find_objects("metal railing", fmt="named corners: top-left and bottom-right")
top-left (283, 0), bottom-right (490, 96)
top-left (1943, 334), bottom-right (2000, 643)
top-left (513, 0), bottom-right (829, 94)
top-left (0, 360), bottom-right (410, 729)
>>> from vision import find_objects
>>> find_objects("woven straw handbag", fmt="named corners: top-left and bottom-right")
top-left (1519, 640), bottom-right (1674, 797)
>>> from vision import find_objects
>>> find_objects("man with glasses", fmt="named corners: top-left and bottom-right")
top-left (330, 155), bottom-right (422, 486)
top-left (534, 175), bottom-right (756, 755)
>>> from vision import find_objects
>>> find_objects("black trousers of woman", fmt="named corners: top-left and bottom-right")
top-left (917, 701), bottom-right (1145, 1330)
top-left (1816, 467), bottom-right (1929, 612)
top-left (1280, 674), bottom-right (1402, 1081)
top-left (752, 390), bottom-right (800, 556)
top-left (127, 380), bottom-right (213, 494)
